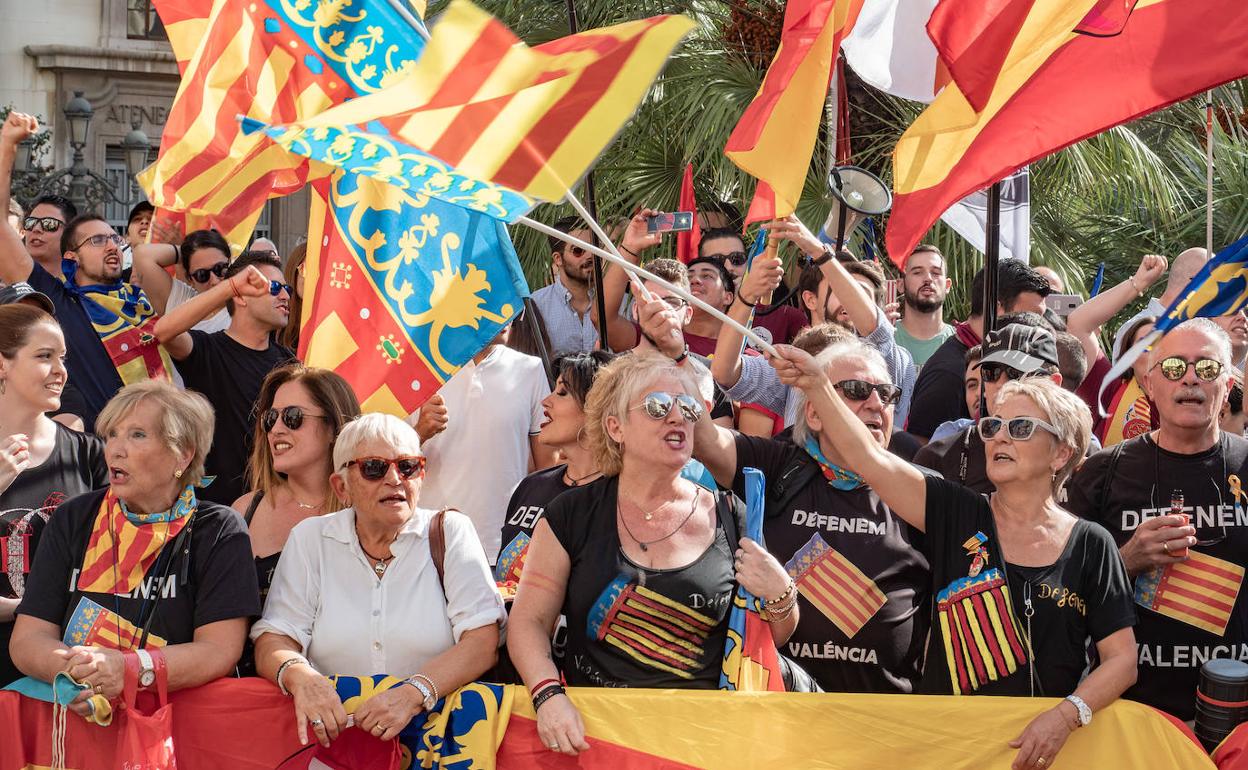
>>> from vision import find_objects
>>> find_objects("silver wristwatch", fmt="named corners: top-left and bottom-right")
top-left (135, 649), bottom-right (156, 689)
top-left (405, 676), bottom-right (435, 710)
top-left (1065, 694), bottom-right (1092, 727)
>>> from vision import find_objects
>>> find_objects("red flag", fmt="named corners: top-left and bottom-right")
top-left (676, 163), bottom-right (702, 263)
top-left (888, 0), bottom-right (1248, 266)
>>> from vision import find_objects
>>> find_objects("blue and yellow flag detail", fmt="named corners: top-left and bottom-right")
top-left (299, 171), bottom-right (528, 417)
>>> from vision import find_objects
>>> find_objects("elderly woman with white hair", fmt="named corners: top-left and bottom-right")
top-left (769, 345), bottom-right (1137, 770)
top-left (694, 338), bottom-right (931, 696)
top-left (251, 413), bottom-right (504, 748)
top-left (509, 352), bottom-right (794, 756)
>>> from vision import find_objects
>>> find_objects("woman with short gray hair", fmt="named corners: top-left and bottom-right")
top-left (251, 413), bottom-right (504, 748)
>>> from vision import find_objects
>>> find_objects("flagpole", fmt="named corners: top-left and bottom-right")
top-left (979, 179), bottom-right (1002, 419)
top-left (1206, 90), bottom-right (1215, 256)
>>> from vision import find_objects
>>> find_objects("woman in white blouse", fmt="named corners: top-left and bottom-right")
top-left (251, 413), bottom-right (505, 748)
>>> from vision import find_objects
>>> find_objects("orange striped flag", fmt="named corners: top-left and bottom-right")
top-left (152, 0), bottom-right (213, 73)
top-left (76, 491), bottom-right (188, 595)
top-left (725, 0), bottom-right (864, 224)
top-left (1135, 551), bottom-right (1245, 636)
top-left (784, 533), bottom-right (885, 638)
top-left (63, 597), bottom-right (167, 651)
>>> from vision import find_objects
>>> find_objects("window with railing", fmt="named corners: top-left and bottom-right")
top-left (127, 0), bottom-right (167, 40)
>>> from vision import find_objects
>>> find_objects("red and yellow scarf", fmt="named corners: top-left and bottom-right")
top-left (76, 486), bottom-right (197, 595)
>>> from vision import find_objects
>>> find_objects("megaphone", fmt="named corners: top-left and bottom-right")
top-left (822, 165), bottom-right (892, 251)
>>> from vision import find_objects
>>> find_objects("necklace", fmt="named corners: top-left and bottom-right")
top-left (563, 466), bottom-right (601, 487)
top-left (294, 499), bottom-right (324, 510)
top-left (356, 524), bottom-right (396, 578)
top-left (621, 491), bottom-right (680, 522)
top-left (618, 487), bottom-right (700, 552)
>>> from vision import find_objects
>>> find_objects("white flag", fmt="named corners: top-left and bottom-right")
top-left (842, 0), bottom-right (942, 103)
top-left (939, 167), bottom-right (1031, 263)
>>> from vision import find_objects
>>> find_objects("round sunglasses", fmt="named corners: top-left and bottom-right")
top-left (347, 456), bottom-right (426, 481)
top-left (833, 379), bottom-right (902, 406)
top-left (632, 391), bottom-right (704, 423)
top-left (1153, 356), bottom-right (1222, 382)
top-left (262, 405), bottom-right (327, 432)
top-left (189, 261), bottom-right (229, 284)
top-left (977, 416), bottom-right (1060, 442)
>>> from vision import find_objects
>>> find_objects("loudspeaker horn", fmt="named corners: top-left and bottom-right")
top-left (823, 164), bottom-right (892, 250)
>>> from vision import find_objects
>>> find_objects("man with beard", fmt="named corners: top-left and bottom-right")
top-left (530, 216), bottom-right (600, 356)
top-left (894, 245), bottom-right (953, 369)
top-left (1067, 319), bottom-right (1248, 722)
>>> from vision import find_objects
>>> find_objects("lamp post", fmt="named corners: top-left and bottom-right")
top-left (120, 114), bottom-right (150, 204)
top-left (63, 91), bottom-right (94, 213)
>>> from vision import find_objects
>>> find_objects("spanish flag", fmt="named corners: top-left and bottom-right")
top-left (887, 0), bottom-right (1248, 266)
top-left (726, 0), bottom-right (864, 225)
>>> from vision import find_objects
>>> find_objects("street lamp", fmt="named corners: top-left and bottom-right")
top-left (14, 136), bottom-right (33, 175)
top-left (63, 91), bottom-right (94, 211)
top-left (121, 114), bottom-right (150, 202)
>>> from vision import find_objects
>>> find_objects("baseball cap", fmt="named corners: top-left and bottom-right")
top-left (127, 201), bottom-right (154, 225)
top-left (0, 282), bottom-right (55, 314)
top-left (975, 323), bottom-right (1058, 373)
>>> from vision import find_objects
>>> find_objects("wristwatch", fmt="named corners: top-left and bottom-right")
top-left (405, 676), bottom-right (436, 710)
top-left (1065, 694), bottom-right (1092, 727)
top-left (135, 649), bottom-right (156, 689)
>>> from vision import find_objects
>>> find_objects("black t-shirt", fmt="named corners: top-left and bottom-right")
top-left (732, 434), bottom-right (931, 693)
top-left (923, 476), bottom-right (1135, 697)
top-left (26, 264), bottom-right (125, 432)
top-left (17, 489), bottom-right (261, 650)
top-left (906, 333), bottom-right (971, 439)
top-left (497, 465), bottom-right (572, 587)
top-left (915, 426), bottom-right (991, 493)
top-left (175, 330), bottom-right (294, 506)
top-left (545, 475), bottom-right (735, 688)
top-left (0, 424), bottom-right (108, 685)
top-left (1067, 433), bottom-right (1248, 720)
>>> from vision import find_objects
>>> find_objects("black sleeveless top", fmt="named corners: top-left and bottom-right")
top-left (239, 491), bottom-right (281, 678)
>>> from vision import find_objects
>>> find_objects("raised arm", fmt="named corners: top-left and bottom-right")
top-left (1067, 254), bottom-right (1165, 363)
top-left (710, 249), bottom-right (784, 389)
top-left (0, 112), bottom-right (37, 284)
top-left (767, 214), bottom-right (879, 335)
top-left (154, 265), bottom-right (270, 360)
top-left (769, 344), bottom-right (928, 530)
top-left (130, 219), bottom-right (184, 311)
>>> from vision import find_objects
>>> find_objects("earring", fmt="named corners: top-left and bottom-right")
top-left (174, 469), bottom-right (183, 479)
top-left (0, 379), bottom-right (5, 395)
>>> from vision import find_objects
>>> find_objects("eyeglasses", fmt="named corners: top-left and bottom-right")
top-left (23, 216), bottom-right (63, 233)
top-left (268, 280), bottom-right (294, 296)
top-left (980, 363), bottom-right (1044, 383)
top-left (73, 233), bottom-right (126, 250)
top-left (262, 405), bottom-right (327, 432)
top-left (660, 295), bottom-right (688, 309)
top-left (705, 251), bottom-right (748, 267)
top-left (1153, 356), bottom-right (1223, 382)
top-left (633, 391), bottom-right (704, 422)
top-left (188, 261), bottom-right (229, 284)
top-left (832, 379), bottom-right (902, 406)
top-left (977, 416), bottom-right (1060, 441)
top-left (347, 456), bottom-right (426, 481)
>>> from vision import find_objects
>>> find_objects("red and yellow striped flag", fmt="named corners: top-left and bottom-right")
top-left (785, 533), bottom-right (886, 638)
top-left (152, 0), bottom-right (213, 73)
top-left (1135, 551), bottom-right (1245, 636)
top-left (725, 0), bottom-right (864, 225)
top-left (63, 597), bottom-right (168, 651)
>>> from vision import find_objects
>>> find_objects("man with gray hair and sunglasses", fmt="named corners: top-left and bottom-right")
top-left (1067, 317), bottom-right (1248, 722)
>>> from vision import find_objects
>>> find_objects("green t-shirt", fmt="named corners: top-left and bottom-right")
top-left (894, 322), bottom-right (954, 368)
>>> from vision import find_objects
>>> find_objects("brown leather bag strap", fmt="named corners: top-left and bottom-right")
top-left (429, 509), bottom-right (447, 596)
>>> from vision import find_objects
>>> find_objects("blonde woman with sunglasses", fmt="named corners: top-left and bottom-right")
top-left (252, 413), bottom-right (504, 748)
top-left (768, 344), bottom-right (1137, 770)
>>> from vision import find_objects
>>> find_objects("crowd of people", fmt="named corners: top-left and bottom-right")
top-left (0, 106), bottom-right (1245, 767)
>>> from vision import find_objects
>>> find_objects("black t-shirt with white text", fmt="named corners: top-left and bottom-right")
top-left (732, 434), bottom-right (931, 694)
top-left (498, 465), bottom-right (572, 582)
top-left (175, 330), bottom-right (293, 506)
top-left (17, 489), bottom-right (261, 650)
top-left (545, 476), bottom-right (734, 688)
top-left (923, 476), bottom-right (1135, 697)
top-left (1067, 433), bottom-right (1248, 720)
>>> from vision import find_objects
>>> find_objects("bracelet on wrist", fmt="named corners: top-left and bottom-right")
top-left (410, 673), bottom-right (439, 706)
top-left (764, 579), bottom-right (796, 607)
top-left (532, 684), bottom-right (566, 711)
top-left (275, 656), bottom-right (311, 697)
top-left (811, 246), bottom-right (834, 267)
top-left (620, 245), bottom-right (638, 259)
top-left (530, 678), bottom-right (561, 696)
top-left (1128, 275), bottom-right (1145, 297)
top-left (404, 676), bottom-right (436, 710)
top-left (736, 294), bottom-right (757, 308)
top-left (673, 345), bottom-right (689, 365)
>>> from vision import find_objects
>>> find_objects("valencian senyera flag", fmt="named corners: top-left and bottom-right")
top-left (141, 0), bottom-right (427, 252)
top-left (1101, 233), bottom-right (1248, 399)
top-left (241, 0), bottom-right (694, 222)
top-left (719, 467), bottom-right (785, 691)
top-left (298, 171), bottom-right (529, 417)
top-left (725, 0), bottom-right (864, 225)
top-left (887, 0), bottom-right (1248, 266)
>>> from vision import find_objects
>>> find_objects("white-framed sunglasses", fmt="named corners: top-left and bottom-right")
top-left (977, 416), bottom-right (1060, 442)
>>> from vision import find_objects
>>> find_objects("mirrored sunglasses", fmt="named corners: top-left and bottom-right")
top-left (268, 280), bottom-right (294, 296)
top-left (189, 261), bottom-right (229, 284)
top-left (347, 456), bottom-right (426, 481)
top-left (23, 216), bottom-right (63, 233)
top-left (633, 391), bottom-right (704, 422)
top-left (977, 416), bottom-right (1060, 441)
top-left (833, 379), bottom-right (902, 406)
top-left (1155, 356), bottom-right (1222, 382)
top-left (262, 405), bottom-right (327, 432)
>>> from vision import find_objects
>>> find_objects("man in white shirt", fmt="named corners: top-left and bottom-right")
top-left (416, 331), bottom-right (553, 564)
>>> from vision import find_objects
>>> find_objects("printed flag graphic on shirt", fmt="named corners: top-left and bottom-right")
top-left (936, 568), bottom-right (1028, 695)
top-left (725, 0), bottom-right (864, 224)
top-left (298, 171), bottom-right (528, 417)
top-left (1135, 550), bottom-right (1245, 636)
top-left (247, 0), bottom-right (693, 221)
top-left (63, 597), bottom-right (167, 651)
top-left (784, 532), bottom-right (885, 638)
top-left (720, 467), bottom-right (785, 691)
top-left (887, 0), bottom-right (1248, 266)
top-left (143, 0), bottom-right (427, 252)
top-left (588, 575), bottom-right (716, 679)
top-left (494, 531), bottom-right (530, 601)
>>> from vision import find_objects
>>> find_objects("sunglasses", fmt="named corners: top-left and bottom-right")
top-left (566, 245), bottom-right (586, 258)
top-left (262, 405), bottom-right (327, 432)
top-left (1153, 356), bottom-right (1223, 382)
top-left (23, 216), bottom-right (64, 232)
top-left (633, 391), bottom-right (704, 422)
top-left (980, 363), bottom-right (1044, 384)
top-left (189, 261), bottom-right (229, 284)
top-left (73, 233), bottom-right (126, 250)
top-left (706, 251), bottom-right (748, 267)
top-left (977, 416), bottom-right (1060, 441)
top-left (268, 280), bottom-right (294, 296)
top-left (347, 456), bottom-right (426, 481)
top-left (833, 379), bottom-right (902, 406)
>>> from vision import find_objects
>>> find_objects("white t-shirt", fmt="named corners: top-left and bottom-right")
top-left (167, 279), bottom-right (232, 333)
top-left (250, 507), bottom-right (505, 677)
top-left (418, 345), bottom-right (549, 563)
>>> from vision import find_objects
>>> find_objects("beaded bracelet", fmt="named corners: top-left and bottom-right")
top-left (532, 684), bottom-right (566, 711)
top-left (275, 656), bottom-right (311, 697)
top-left (410, 673), bottom-right (439, 706)
top-left (765, 579), bottom-right (796, 607)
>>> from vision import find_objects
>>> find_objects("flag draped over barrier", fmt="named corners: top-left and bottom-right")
top-left (887, 0), bottom-right (1248, 266)
top-left (725, 0), bottom-right (864, 225)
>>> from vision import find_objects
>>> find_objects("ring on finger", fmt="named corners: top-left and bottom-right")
top-left (310, 718), bottom-right (324, 727)
top-left (1163, 541), bottom-right (1171, 553)
top-left (1037, 758), bottom-right (1046, 767)
top-left (93, 683), bottom-right (103, 694)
